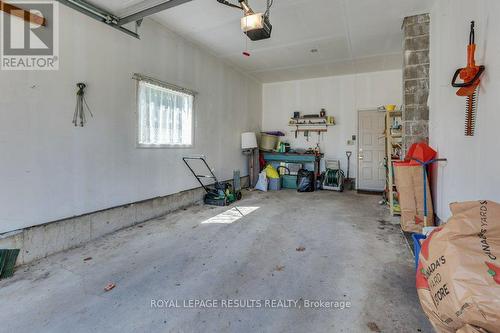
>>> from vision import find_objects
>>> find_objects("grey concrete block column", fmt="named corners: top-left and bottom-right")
top-left (402, 14), bottom-right (430, 155)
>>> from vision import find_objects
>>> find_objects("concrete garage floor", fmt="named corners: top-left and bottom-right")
top-left (0, 190), bottom-right (432, 333)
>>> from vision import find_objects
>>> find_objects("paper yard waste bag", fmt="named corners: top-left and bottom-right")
top-left (457, 325), bottom-right (491, 333)
top-left (394, 163), bottom-right (434, 233)
top-left (416, 200), bottom-right (500, 333)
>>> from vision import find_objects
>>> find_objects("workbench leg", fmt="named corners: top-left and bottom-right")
top-left (314, 160), bottom-right (319, 189)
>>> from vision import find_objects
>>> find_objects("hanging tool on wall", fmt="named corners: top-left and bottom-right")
top-left (451, 21), bottom-right (485, 136)
top-left (73, 83), bottom-right (93, 127)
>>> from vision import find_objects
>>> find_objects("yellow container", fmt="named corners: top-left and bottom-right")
top-left (385, 104), bottom-right (397, 111)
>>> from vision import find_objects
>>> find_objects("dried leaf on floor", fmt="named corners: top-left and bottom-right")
top-left (83, 257), bottom-right (92, 261)
top-left (274, 265), bottom-right (285, 272)
top-left (296, 246), bottom-right (306, 252)
top-left (367, 322), bottom-right (381, 332)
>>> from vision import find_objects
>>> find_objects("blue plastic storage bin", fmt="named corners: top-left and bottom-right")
top-left (268, 178), bottom-right (281, 191)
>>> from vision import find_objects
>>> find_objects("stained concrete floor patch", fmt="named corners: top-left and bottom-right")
top-left (0, 190), bottom-right (433, 332)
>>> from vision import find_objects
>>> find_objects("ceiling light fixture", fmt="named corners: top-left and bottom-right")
top-left (217, 0), bottom-right (273, 41)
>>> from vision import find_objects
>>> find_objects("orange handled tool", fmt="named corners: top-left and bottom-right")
top-left (451, 21), bottom-right (485, 136)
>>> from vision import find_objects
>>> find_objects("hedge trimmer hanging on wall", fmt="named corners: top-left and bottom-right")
top-left (451, 21), bottom-right (485, 136)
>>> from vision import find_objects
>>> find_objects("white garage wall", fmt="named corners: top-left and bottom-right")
top-left (262, 70), bottom-right (402, 178)
top-left (0, 6), bottom-right (262, 234)
top-left (429, 0), bottom-right (500, 220)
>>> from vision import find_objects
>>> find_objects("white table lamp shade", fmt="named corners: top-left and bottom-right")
top-left (241, 132), bottom-right (258, 149)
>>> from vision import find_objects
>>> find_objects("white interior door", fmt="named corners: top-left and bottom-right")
top-left (357, 110), bottom-right (386, 191)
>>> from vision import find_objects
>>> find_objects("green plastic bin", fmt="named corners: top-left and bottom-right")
top-left (281, 175), bottom-right (298, 189)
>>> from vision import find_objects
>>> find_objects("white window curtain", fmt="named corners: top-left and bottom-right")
top-left (137, 81), bottom-right (193, 147)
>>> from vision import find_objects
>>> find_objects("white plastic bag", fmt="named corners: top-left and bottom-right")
top-left (255, 171), bottom-right (268, 192)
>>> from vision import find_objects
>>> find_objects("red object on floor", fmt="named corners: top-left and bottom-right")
top-left (405, 142), bottom-right (437, 165)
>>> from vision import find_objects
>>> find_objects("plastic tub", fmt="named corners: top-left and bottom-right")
top-left (268, 178), bottom-right (281, 191)
top-left (281, 175), bottom-right (298, 189)
top-left (260, 133), bottom-right (279, 151)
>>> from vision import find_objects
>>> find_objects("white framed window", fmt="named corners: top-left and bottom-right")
top-left (135, 74), bottom-right (194, 148)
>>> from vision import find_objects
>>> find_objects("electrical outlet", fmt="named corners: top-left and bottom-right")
top-left (352, 135), bottom-right (356, 141)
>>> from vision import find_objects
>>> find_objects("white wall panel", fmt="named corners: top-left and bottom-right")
top-left (0, 6), bottom-right (262, 233)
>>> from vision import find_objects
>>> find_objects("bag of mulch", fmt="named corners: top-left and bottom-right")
top-left (297, 169), bottom-right (314, 192)
top-left (416, 200), bottom-right (500, 333)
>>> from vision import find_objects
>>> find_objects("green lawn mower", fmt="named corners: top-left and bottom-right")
top-left (183, 156), bottom-right (242, 206)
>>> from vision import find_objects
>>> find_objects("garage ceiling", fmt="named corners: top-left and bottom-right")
top-left (90, 0), bottom-right (434, 82)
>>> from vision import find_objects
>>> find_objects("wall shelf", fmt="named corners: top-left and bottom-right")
top-left (288, 116), bottom-right (335, 137)
top-left (288, 124), bottom-right (332, 127)
top-left (385, 109), bottom-right (402, 216)
top-left (388, 111), bottom-right (403, 117)
top-left (293, 129), bottom-right (328, 132)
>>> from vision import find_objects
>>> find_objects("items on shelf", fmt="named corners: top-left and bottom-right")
top-left (277, 142), bottom-right (290, 153)
top-left (288, 116), bottom-right (335, 126)
top-left (289, 109), bottom-right (335, 138)
top-left (385, 107), bottom-right (403, 216)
